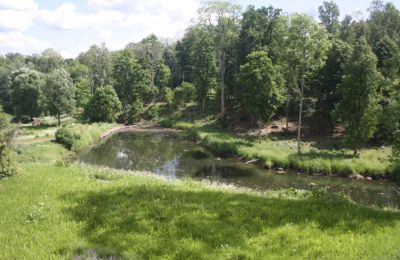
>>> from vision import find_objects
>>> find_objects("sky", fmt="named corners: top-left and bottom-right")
top-left (0, 0), bottom-right (399, 58)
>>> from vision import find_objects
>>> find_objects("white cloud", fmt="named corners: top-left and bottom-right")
top-left (0, 32), bottom-right (50, 54)
top-left (0, 0), bottom-right (38, 11)
top-left (0, 9), bottom-right (38, 31)
top-left (40, 3), bottom-right (126, 30)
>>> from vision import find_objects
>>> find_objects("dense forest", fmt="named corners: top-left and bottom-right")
top-left (1, 0), bottom-right (400, 169)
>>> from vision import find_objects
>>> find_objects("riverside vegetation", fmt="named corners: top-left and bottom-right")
top-left (1, 0), bottom-right (400, 258)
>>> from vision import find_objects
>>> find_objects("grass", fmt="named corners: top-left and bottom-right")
top-left (159, 110), bottom-right (395, 179)
top-left (0, 163), bottom-right (399, 259)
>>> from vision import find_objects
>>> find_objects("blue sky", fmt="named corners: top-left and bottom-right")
top-left (0, 0), bottom-right (398, 58)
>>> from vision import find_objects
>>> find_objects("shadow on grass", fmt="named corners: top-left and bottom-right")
top-left (63, 184), bottom-right (400, 258)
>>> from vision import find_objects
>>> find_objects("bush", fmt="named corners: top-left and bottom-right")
top-left (173, 82), bottom-right (196, 105)
top-left (0, 107), bottom-right (17, 179)
top-left (85, 85), bottom-right (122, 123)
top-left (122, 100), bottom-right (143, 124)
top-left (163, 87), bottom-right (174, 107)
top-left (55, 128), bottom-right (76, 150)
top-left (145, 104), bottom-right (160, 120)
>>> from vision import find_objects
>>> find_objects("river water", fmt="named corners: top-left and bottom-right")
top-left (80, 131), bottom-right (400, 208)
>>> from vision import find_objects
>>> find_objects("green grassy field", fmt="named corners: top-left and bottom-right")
top-left (1, 163), bottom-right (399, 259)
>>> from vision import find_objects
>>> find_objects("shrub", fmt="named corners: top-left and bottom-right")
top-left (0, 107), bottom-right (17, 179)
top-left (55, 128), bottom-right (76, 150)
top-left (163, 87), bottom-right (174, 107)
top-left (145, 104), bottom-right (160, 120)
top-left (85, 85), bottom-right (122, 123)
top-left (173, 82), bottom-right (196, 105)
top-left (123, 100), bottom-right (143, 124)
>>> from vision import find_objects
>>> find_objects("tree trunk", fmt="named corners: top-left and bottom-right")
top-left (297, 49), bottom-right (306, 156)
top-left (285, 93), bottom-right (290, 132)
top-left (258, 116), bottom-right (262, 144)
top-left (218, 50), bottom-right (226, 119)
top-left (57, 114), bottom-right (61, 126)
top-left (202, 97), bottom-right (206, 111)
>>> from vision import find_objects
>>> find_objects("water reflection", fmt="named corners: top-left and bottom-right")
top-left (80, 132), bottom-right (400, 208)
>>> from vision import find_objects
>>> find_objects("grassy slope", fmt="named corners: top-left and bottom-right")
top-left (159, 108), bottom-right (394, 178)
top-left (1, 163), bottom-right (399, 259)
top-left (2, 122), bottom-right (400, 259)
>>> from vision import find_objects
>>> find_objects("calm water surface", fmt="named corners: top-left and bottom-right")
top-left (80, 131), bottom-right (400, 208)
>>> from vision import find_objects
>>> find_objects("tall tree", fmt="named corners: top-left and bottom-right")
top-left (132, 34), bottom-right (164, 86)
top-left (239, 51), bottom-right (284, 127)
top-left (336, 38), bottom-right (381, 155)
top-left (199, 0), bottom-right (241, 118)
top-left (318, 1), bottom-right (340, 35)
top-left (154, 61), bottom-right (171, 89)
top-left (44, 68), bottom-right (75, 125)
top-left (78, 44), bottom-right (111, 94)
top-left (282, 14), bottom-right (330, 154)
top-left (191, 26), bottom-right (217, 110)
top-left (36, 48), bottom-right (65, 73)
top-left (11, 68), bottom-right (45, 120)
top-left (238, 5), bottom-right (282, 65)
top-left (68, 60), bottom-right (92, 107)
top-left (112, 49), bottom-right (151, 106)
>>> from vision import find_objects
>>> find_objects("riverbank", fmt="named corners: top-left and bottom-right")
top-left (158, 111), bottom-right (398, 182)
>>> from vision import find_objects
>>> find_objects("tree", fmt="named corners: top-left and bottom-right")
top-left (36, 48), bottom-right (65, 73)
top-left (154, 61), bottom-right (171, 89)
top-left (68, 60), bottom-right (92, 107)
top-left (0, 107), bottom-right (17, 178)
top-left (191, 26), bottom-right (217, 110)
top-left (11, 68), bottom-right (45, 120)
top-left (318, 1), bottom-right (340, 35)
top-left (78, 44), bottom-right (111, 94)
top-left (282, 14), bottom-right (330, 154)
top-left (163, 87), bottom-right (174, 108)
top-left (112, 49), bottom-right (151, 106)
top-left (44, 68), bottom-right (75, 125)
top-left (85, 85), bottom-right (122, 123)
top-left (131, 34), bottom-right (164, 86)
top-left (199, 0), bottom-right (241, 118)
top-left (0, 66), bottom-right (13, 113)
top-left (311, 39), bottom-right (352, 124)
top-left (238, 5), bottom-right (282, 64)
top-left (336, 38), bottom-right (381, 155)
top-left (239, 51), bottom-right (284, 126)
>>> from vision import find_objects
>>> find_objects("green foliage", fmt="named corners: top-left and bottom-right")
top-left (145, 103), bottom-right (160, 120)
top-left (0, 107), bottom-right (17, 178)
top-left (55, 128), bottom-right (76, 150)
top-left (318, 1), bottom-right (340, 35)
top-left (191, 26), bottom-right (217, 109)
top-left (154, 61), bottom-right (171, 89)
top-left (336, 38), bottom-right (381, 154)
top-left (78, 44), bottom-right (112, 92)
top-left (112, 49), bottom-right (151, 105)
top-left (239, 50), bottom-right (284, 122)
top-left (11, 68), bottom-right (46, 120)
top-left (35, 49), bottom-right (65, 73)
top-left (173, 82), bottom-right (196, 105)
top-left (85, 85), bottom-right (122, 123)
top-left (238, 5), bottom-right (282, 64)
top-left (124, 100), bottom-right (144, 124)
top-left (162, 87), bottom-right (174, 107)
top-left (68, 60), bottom-right (92, 107)
top-left (44, 68), bottom-right (75, 124)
